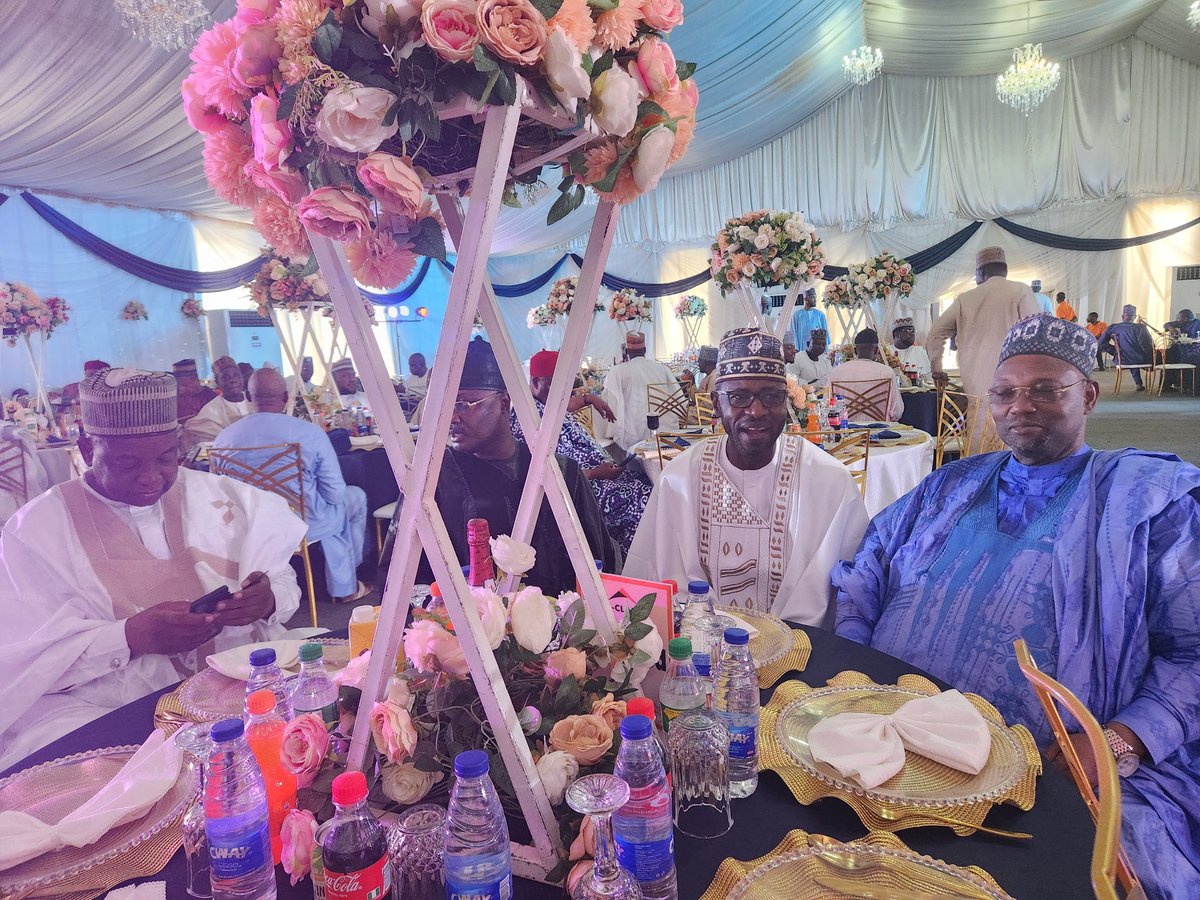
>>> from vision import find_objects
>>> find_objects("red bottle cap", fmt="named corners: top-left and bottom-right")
top-left (246, 690), bottom-right (276, 716)
top-left (331, 771), bottom-right (368, 806)
top-left (626, 697), bottom-right (655, 719)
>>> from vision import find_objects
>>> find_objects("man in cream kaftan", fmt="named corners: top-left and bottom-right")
top-left (182, 355), bottom-right (251, 449)
top-left (603, 332), bottom-right (681, 453)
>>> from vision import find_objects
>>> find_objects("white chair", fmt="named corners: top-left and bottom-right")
top-left (373, 500), bottom-right (397, 562)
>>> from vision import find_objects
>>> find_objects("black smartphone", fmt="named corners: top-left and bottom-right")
top-left (189, 585), bottom-right (231, 615)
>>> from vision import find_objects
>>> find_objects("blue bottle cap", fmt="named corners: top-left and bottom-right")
top-left (621, 714), bottom-right (652, 740)
top-left (210, 718), bottom-right (244, 743)
top-left (454, 749), bottom-right (490, 778)
top-left (248, 648), bottom-right (276, 667)
top-left (724, 627), bottom-right (750, 646)
top-left (594, 559), bottom-right (604, 571)
top-left (687, 579), bottom-right (710, 594)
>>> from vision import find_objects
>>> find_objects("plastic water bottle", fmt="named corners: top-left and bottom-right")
top-left (245, 648), bottom-right (292, 720)
top-left (675, 579), bottom-right (714, 638)
top-left (244, 691), bottom-right (297, 865)
top-left (626, 697), bottom-right (671, 780)
top-left (444, 750), bottom-right (513, 900)
top-left (291, 642), bottom-right (338, 727)
top-left (320, 771), bottom-right (392, 900)
top-left (613, 715), bottom-right (678, 900)
top-left (713, 628), bottom-right (760, 798)
top-left (659, 638), bottom-right (706, 729)
top-left (204, 718), bottom-right (276, 900)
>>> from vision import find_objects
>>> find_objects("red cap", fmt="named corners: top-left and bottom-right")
top-left (430, 583), bottom-right (442, 598)
top-left (246, 690), bottom-right (276, 715)
top-left (626, 697), bottom-right (654, 719)
top-left (529, 350), bottom-right (558, 378)
top-left (332, 771), bottom-right (368, 806)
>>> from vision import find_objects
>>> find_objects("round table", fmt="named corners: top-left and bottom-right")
top-left (1, 627), bottom-right (1094, 899)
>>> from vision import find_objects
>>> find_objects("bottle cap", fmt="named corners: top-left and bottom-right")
top-left (454, 749), bottom-right (490, 778)
top-left (687, 579), bottom-right (710, 594)
top-left (621, 714), bottom-right (652, 741)
top-left (349, 605), bottom-right (376, 624)
top-left (210, 718), bottom-right (244, 743)
top-left (331, 771), bottom-right (368, 806)
top-left (246, 690), bottom-right (276, 716)
top-left (626, 697), bottom-right (655, 720)
top-left (724, 627), bottom-right (750, 646)
top-left (668, 637), bottom-right (693, 659)
top-left (594, 559), bottom-right (604, 571)
top-left (298, 642), bottom-right (324, 663)
top-left (430, 583), bottom-right (442, 598)
top-left (248, 648), bottom-right (276, 667)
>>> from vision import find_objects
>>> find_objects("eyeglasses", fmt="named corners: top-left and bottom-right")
top-left (451, 392), bottom-right (501, 414)
top-left (987, 379), bottom-right (1085, 405)
top-left (714, 389), bottom-right (789, 409)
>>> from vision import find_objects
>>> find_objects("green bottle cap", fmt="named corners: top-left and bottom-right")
top-left (298, 642), bottom-right (324, 663)
top-left (668, 637), bottom-right (693, 659)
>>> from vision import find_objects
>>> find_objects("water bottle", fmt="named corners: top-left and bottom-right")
top-left (713, 628), bottom-right (760, 798)
top-left (659, 638), bottom-right (706, 728)
top-left (626, 697), bottom-right (671, 779)
top-left (320, 771), bottom-right (392, 900)
top-left (245, 648), bottom-right (292, 720)
top-left (444, 750), bottom-right (513, 900)
top-left (291, 642), bottom-right (338, 728)
top-left (613, 715), bottom-right (678, 900)
top-left (203, 719), bottom-right (276, 900)
top-left (675, 580), bottom-right (714, 638)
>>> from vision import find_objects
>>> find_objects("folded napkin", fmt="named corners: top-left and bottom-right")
top-left (875, 430), bottom-right (901, 439)
top-left (719, 611), bottom-right (760, 639)
top-left (205, 627), bottom-right (328, 680)
top-left (105, 881), bottom-right (166, 900)
top-left (807, 690), bottom-right (992, 789)
top-left (0, 730), bottom-right (183, 871)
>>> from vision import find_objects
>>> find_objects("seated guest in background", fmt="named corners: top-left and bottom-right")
top-left (0, 368), bottom-right (304, 769)
top-left (399, 353), bottom-right (431, 408)
top-left (1054, 291), bottom-right (1077, 322)
top-left (678, 368), bottom-right (697, 421)
top-left (1084, 312), bottom-right (1107, 370)
top-left (173, 358), bottom-right (217, 423)
top-left (827, 329), bottom-right (904, 422)
top-left (834, 315), bottom-right (1200, 898)
top-left (1176, 309), bottom-right (1200, 371)
top-left (214, 368), bottom-right (368, 603)
top-left (781, 332), bottom-right (799, 365)
top-left (1098, 305), bottom-right (1154, 391)
top-left (332, 357), bottom-right (369, 408)
top-left (787, 328), bottom-right (832, 386)
top-left (286, 356), bottom-right (317, 397)
top-left (890, 317), bottom-right (931, 380)
top-left (513, 350), bottom-right (651, 554)
top-left (626, 328), bottom-right (868, 623)
top-left (183, 355), bottom-right (251, 448)
top-left (697, 345), bottom-right (718, 393)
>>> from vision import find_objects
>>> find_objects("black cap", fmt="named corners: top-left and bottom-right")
top-left (460, 340), bottom-right (506, 392)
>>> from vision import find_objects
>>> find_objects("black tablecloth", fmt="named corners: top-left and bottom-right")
top-left (899, 389), bottom-right (938, 436)
top-left (337, 446), bottom-right (400, 577)
top-left (4, 627), bottom-right (1094, 899)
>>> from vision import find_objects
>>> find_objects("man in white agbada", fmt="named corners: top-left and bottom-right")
top-left (332, 357), bottom-right (369, 409)
top-left (890, 318), bottom-right (931, 380)
top-left (0, 368), bottom-right (305, 770)
top-left (787, 328), bottom-right (833, 386)
top-left (625, 328), bottom-right (869, 623)
top-left (182, 355), bottom-right (251, 450)
top-left (602, 332), bottom-right (681, 454)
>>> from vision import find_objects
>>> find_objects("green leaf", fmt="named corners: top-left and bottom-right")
top-left (564, 597), bottom-right (585, 633)
top-left (676, 60), bottom-right (697, 81)
top-left (588, 0), bottom-right (619, 10)
top-left (626, 592), bottom-right (656, 624)
top-left (488, 750), bottom-right (516, 798)
top-left (493, 63), bottom-right (517, 105)
top-left (581, 52), bottom-right (593, 77)
top-left (622, 621), bottom-right (652, 641)
top-left (636, 99), bottom-right (668, 121)
top-left (409, 216), bottom-right (447, 261)
top-left (546, 858), bottom-right (569, 884)
top-left (547, 183), bottom-right (585, 225)
top-left (473, 43), bottom-right (499, 73)
top-left (530, 0), bottom-right (564, 18)
top-left (313, 12), bottom-right (343, 65)
top-left (277, 83), bottom-right (301, 122)
top-left (568, 628), bottom-right (597, 649)
top-left (630, 648), bottom-right (652, 665)
top-left (298, 253), bottom-right (320, 277)
top-left (412, 753), bottom-right (443, 774)
top-left (554, 675), bottom-right (582, 714)
top-left (342, 27), bottom-right (386, 61)
top-left (592, 144), bottom-right (636, 193)
top-left (590, 51), bottom-right (614, 78)
top-left (382, 98), bottom-right (402, 128)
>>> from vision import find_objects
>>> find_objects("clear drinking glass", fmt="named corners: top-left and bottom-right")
top-left (668, 709), bottom-right (733, 839)
top-left (693, 614), bottom-right (737, 677)
top-left (387, 803), bottom-right (446, 900)
top-left (174, 724), bottom-right (214, 899)
top-left (565, 775), bottom-right (643, 899)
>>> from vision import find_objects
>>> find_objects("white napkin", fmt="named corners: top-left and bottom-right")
top-left (0, 731), bottom-right (182, 871)
top-left (205, 627), bottom-right (328, 680)
top-left (720, 611), bottom-right (760, 638)
top-left (104, 881), bottom-right (166, 900)
top-left (807, 690), bottom-right (992, 790)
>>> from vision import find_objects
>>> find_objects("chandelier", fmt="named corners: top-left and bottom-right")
top-left (843, 46), bottom-right (884, 87)
top-left (113, 0), bottom-right (210, 52)
top-left (996, 42), bottom-right (1061, 114)
top-left (1189, 1), bottom-right (1200, 31)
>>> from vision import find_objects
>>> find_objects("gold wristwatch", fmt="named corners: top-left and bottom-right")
top-left (1102, 727), bottom-right (1140, 777)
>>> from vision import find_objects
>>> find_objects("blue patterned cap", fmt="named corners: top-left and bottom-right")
top-left (717, 327), bottom-right (786, 382)
top-left (999, 314), bottom-right (1097, 376)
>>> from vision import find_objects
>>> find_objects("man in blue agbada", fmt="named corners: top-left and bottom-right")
top-left (833, 314), bottom-right (1200, 899)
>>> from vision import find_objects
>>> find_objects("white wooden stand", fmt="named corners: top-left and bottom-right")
top-left (731, 281), bottom-right (807, 339)
top-left (269, 303), bottom-right (357, 416)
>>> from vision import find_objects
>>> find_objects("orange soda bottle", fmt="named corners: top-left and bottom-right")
top-left (245, 689), bottom-right (298, 864)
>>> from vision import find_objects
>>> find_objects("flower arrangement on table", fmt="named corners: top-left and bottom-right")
top-left (607, 288), bottom-right (652, 323)
top-left (0, 283), bottom-right (70, 347)
top-left (272, 534), bottom-right (664, 888)
top-left (850, 249), bottom-right (915, 301)
top-left (181, 297), bottom-right (204, 319)
top-left (546, 276), bottom-right (577, 318)
top-left (527, 303), bottom-right (557, 328)
top-left (673, 293), bottom-right (706, 319)
top-left (122, 301), bottom-right (149, 321)
top-left (821, 274), bottom-right (853, 309)
top-left (785, 375), bottom-right (817, 421)
top-left (710, 210), bottom-right (825, 293)
top-left (248, 248), bottom-right (331, 317)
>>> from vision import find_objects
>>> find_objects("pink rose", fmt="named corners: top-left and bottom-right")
top-left (633, 37), bottom-right (678, 97)
top-left (250, 94), bottom-right (292, 171)
top-left (403, 619), bottom-right (470, 677)
top-left (356, 153), bottom-right (426, 217)
top-left (422, 0), bottom-right (481, 63)
top-left (245, 159), bottom-right (306, 203)
top-left (569, 813), bottom-right (596, 860)
top-left (544, 647), bottom-right (586, 688)
top-left (477, 0), bottom-right (548, 66)
top-left (313, 84), bottom-right (399, 154)
top-left (640, 0), bottom-right (683, 32)
top-left (181, 75), bottom-right (229, 133)
top-left (232, 17), bottom-right (281, 91)
top-left (297, 187), bottom-right (374, 241)
top-left (280, 713), bottom-right (330, 789)
top-left (236, 0), bottom-right (279, 22)
top-left (368, 699), bottom-right (419, 764)
top-left (280, 809), bottom-right (318, 886)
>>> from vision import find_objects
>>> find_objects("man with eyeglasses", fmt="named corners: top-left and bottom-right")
top-left (834, 315), bottom-right (1200, 898)
top-left (625, 327), bottom-right (868, 623)
top-left (889, 317), bottom-right (930, 381)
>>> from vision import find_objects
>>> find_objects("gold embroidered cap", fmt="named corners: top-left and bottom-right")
top-left (716, 327), bottom-right (786, 383)
top-left (80, 368), bottom-right (178, 436)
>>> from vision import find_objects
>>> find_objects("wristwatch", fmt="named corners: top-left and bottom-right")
top-left (1102, 727), bottom-right (1140, 777)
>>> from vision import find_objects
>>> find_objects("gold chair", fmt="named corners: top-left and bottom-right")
top-left (934, 385), bottom-right (969, 467)
top-left (653, 430), bottom-right (722, 469)
top-left (811, 429), bottom-right (869, 497)
top-left (0, 438), bottom-right (29, 512)
top-left (646, 382), bottom-right (691, 429)
top-left (1111, 342), bottom-right (1154, 396)
top-left (570, 403), bottom-right (596, 438)
top-left (694, 392), bottom-right (717, 430)
top-left (209, 442), bottom-right (320, 628)
top-left (1015, 640), bottom-right (1146, 900)
top-left (827, 376), bottom-right (894, 423)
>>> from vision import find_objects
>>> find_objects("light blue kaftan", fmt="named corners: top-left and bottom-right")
top-left (833, 448), bottom-right (1200, 900)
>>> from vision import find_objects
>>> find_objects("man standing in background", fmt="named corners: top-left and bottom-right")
top-left (603, 332), bottom-right (679, 454)
top-left (1031, 279), bottom-right (1054, 315)
top-left (790, 289), bottom-right (828, 353)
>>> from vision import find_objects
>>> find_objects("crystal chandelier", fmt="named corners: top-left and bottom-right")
top-left (1189, 1), bottom-right (1200, 31)
top-left (843, 46), bottom-right (884, 87)
top-left (996, 43), bottom-right (1061, 114)
top-left (113, 0), bottom-right (210, 52)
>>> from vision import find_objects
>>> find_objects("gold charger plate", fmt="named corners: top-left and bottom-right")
top-left (760, 672), bottom-right (1040, 834)
top-left (0, 745), bottom-right (199, 899)
top-left (714, 607), bottom-right (811, 687)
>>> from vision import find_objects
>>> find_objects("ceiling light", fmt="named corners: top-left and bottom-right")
top-left (996, 43), bottom-right (1061, 115)
top-left (1189, 1), bottom-right (1200, 31)
top-left (842, 46), bottom-right (883, 87)
top-left (398, 305), bottom-right (410, 317)
top-left (112, 0), bottom-right (210, 52)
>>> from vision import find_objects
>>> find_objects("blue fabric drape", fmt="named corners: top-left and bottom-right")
top-left (441, 254), bottom-right (571, 297)
top-left (995, 215), bottom-right (1200, 251)
top-left (359, 257), bottom-right (433, 304)
top-left (565, 253), bottom-right (714, 296)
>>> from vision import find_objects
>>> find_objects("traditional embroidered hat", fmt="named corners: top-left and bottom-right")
top-left (1031, 279), bottom-right (1042, 291)
top-left (213, 355), bottom-right (239, 376)
top-left (460, 339), bottom-right (507, 392)
top-left (782, 330), bottom-right (797, 345)
top-left (976, 246), bottom-right (1006, 267)
top-left (999, 314), bottom-right (1097, 376)
top-left (172, 358), bottom-right (199, 376)
top-left (716, 327), bottom-right (786, 383)
top-left (697, 345), bottom-right (718, 365)
top-left (529, 350), bottom-right (558, 378)
top-left (1122, 304), bottom-right (1137, 317)
top-left (807, 328), bottom-right (828, 343)
top-left (80, 368), bottom-right (178, 436)
top-left (892, 317), bottom-right (915, 332)
top-left (625, 332), bottom-right (646, 349)
top-left (331, 357), bottom-right (355, 374)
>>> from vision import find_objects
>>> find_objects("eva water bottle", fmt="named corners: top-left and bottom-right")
top-left (245, 648), bottom-right (292, 720)
top-left (612, 715), bottom-right (678, 900)
top-left (204, 718), bottom-right (276, 900)
top-left (444, 750), bottom-right (512, 900)
top-left (713, 628), bottom-right (760, 798)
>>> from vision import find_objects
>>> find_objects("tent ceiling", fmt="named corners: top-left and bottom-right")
top-left (0, 0), bottom-right (1193, 228)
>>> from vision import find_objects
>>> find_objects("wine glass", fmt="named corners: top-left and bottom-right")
top-left (174, 724), bottom-right (213, 899)
top-left (565, 775), bottom-right (643, 899)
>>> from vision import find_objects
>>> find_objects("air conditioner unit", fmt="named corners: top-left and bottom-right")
top-left (1169, 265), bottom-right (1200, 319)
top-left (205, 310), bottom-right (282, 370)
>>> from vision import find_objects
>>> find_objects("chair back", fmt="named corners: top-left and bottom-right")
top-left (654, 430), bottom-right (722, 469)
top-left (694, 392), bottom-right (716, 430)
top-left (646, 382), bottom-right (690, 427)
top-left (570, 404), bottom-right (596, 438)
top-left (829, 377), bottom-right (893, 422)
top-left (209, 443), bottom-right (307, 522)
top-left (0, 438), bottom-right (29, 510)
top-left (1014, 640), bottom-right (1145, 900)
top-left (935, 385), bottom-right (969, 467)
top-left (810, 429), bottom-right (869, 497)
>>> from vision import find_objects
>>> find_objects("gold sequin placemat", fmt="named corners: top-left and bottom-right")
top-left (757, 629), bottom-right (812, 688)
top-left (759, 672), bottom-right (1040, 835)
top-left (152, 686), bottom-right (194, 736)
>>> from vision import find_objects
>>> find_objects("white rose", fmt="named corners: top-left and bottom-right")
top-left (471, 585), bottom-right (508, 650)
top-left (612, 621), bottom-right (664, 688)
top-left (631, 124), bottom-right (674, 192)
top-left (509, 586), bottom-right (557, 653)
top-left (536, 750), bottom-right (580, 806)
top-left (386, 675), bottom-right (412, 708)
top-left (590, 67), bottom-right (639, 138)
top-left (380, 762), bottom-right (443, 805)
top-left (361, 0), bottom-right (425, 56)
top-left (490, 534), bottom-right (536, 577)
top-left (543, 28), bottom-right (591, 115)
top-left (753, 233), bottom-right (770, 250)
top-left (307, 274), bottom-right (329, 296)
top-left (313, 84), bottom-right (399, 154)
top-left (736, 225), bottom-right (754, 241)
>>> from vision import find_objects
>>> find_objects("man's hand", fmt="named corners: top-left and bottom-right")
top-left (931, 371), bottom-right (950, 387)
top-left (1046, 732), bottom-right (1100, 788)
top-left (585, 462), bottom-right (623, 480)
top-left (125, 602), bottom-right (221, 657)
top-left (589, 395), bottom-right (617, 423)
top-left (213, 571), bottom-right (277, 627)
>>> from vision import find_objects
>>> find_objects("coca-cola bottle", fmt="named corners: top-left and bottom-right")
top-left (320, 771), bottom-right (392, 900)
top-left (466, 518), bottom-right (494, 588)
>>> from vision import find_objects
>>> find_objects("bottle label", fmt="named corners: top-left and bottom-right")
top-left (446, 873), bottom-right (512, 900)
top-left (615, 834), bottom-right (675, 883)
top-left (727, 724), bottom-right (758, 760)
top-left (207, 818), bottom-right (269, 879)
top-left (295, 701), bottom-right (338, 728)
top-left (325, 853), bottom-right (391, 900)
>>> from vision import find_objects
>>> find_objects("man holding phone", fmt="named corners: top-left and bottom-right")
top-left (0, 368), bottom-right (306, 769)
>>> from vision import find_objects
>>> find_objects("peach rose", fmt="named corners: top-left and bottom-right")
top-left (280, 808), bottom-right (317, 886)
top-left (181, 75), bottom-right (229, 133)
top-left (356, 152), bottom-right (426, 217)
top-left (569, 812), bottom-right (596, 860)
top-left (549, 714), bottom-right (614, 765)
top-left (381, 762), bottom-right (443, 804)
top-left (640, 0), bottom-right (683, 32)
top-left (280, 713), bottom-right (330, 789)
top-left (477, 0), bottom-right (547, 66)
top-left (369, 699), bottom-right (419, 764)
top-left (633, 37), bottom-right (678, 97)
top-left (249, 94), bottom-right (293, 171)
top-left (313, 84), bottom-right (399, 153)
top-left (297, 187), bottom-right (374, 241)
top-left (246, 160), bottom-right (306, 203)
top-left (590, 692), bottom-right (626, 731)
top-left (422, 0), bottom-right (481, 62)
top-left (544, 647), bottom-right (586, 688)
top-left (403, 619), bottom-right (471, 677)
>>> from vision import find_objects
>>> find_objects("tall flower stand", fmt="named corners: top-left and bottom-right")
top-left (679, 314), bottom-right (704, 359)
top-left (21, 333), bottom-right (55, 435)
top-left (729, 280), bottom-right (809, 340)
top-left (307, 81), bottom-right (621, 884)
top-left (268, 302), bottom-right (344, 417)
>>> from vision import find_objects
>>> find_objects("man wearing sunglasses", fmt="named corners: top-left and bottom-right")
top-left (834, 315), bottom-right (1200, 898)
top-left (625, 327), bottom-right (868, 623)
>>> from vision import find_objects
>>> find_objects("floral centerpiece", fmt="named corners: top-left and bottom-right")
top-left (527, 303), bottom-right (557, 328)
top-left (248, 248), bottom-right (331, 316)
top-left (851, 249), bottom-right (915, 302)
top-left (122, 301), bottom-right (149, 321)
top-left (0, 283), bottom-right (69, 347)
top-left (673, 293), bottom-right (706, 355)
top-left (607, 288), bottom-right (652, 328)
top-left (546, 276), bottom-right (577, 318)
top-left (672, 293), bottom-right (706, 319)
top-left (821, 275), bottom-right (853, 309)
top-left (181, 297), bottom-right (205, 319)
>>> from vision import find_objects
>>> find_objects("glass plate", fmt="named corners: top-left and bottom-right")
top-left (716, 607), bottom-right (794, 670)
top-left (179, 637), bottom-right (350, 722)
top-left (0, 745), bottom-right (199, 895)
top-left (775, 685), bottom-right (1025, 807)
